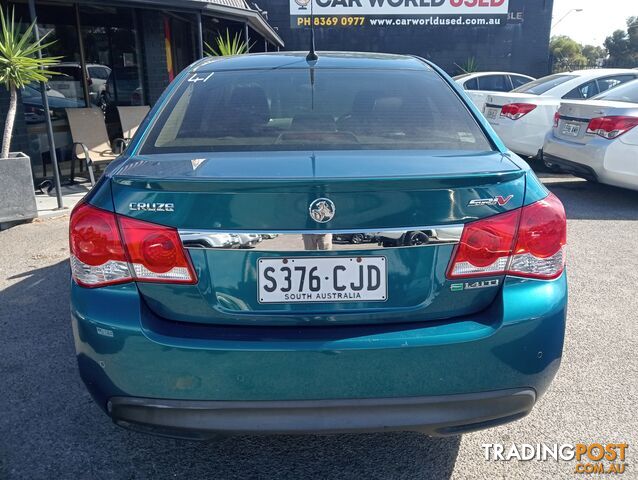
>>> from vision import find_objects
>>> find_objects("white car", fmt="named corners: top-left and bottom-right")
top-left (483, 69), bottom-right (638, 158)
top-left (453, 72), bottom-right (535, 112)
top-left (48, 63), bottom-right (112, 105)
top-left (543, 79), bottom-right (638, 191)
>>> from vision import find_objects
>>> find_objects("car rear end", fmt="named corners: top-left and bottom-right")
top-left (484, 93), bottom-right (561, 158)
top-left (483, 74), bottom-right (585, 158)
top-left (544, 84), bottom-right (638, 190)
top-left (69, 53), bottom-right (568, 439)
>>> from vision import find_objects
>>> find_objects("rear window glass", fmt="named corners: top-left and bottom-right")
top-left (139, 68), bottom-right (492, 154)
top-left (594, 80), bottom-right (638, 103)
top-left (512, 74), bottom-right (576, 95)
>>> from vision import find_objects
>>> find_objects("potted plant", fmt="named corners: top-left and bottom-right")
top-left (204, 30), bottom-right (252, 56)
top-left (0, 7), bottom-right (59, 225)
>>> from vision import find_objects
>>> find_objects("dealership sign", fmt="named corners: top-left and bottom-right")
top-left (290, 0), bottom-right (509, 28)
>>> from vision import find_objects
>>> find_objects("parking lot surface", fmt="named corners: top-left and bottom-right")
top-left (1, 170), bottom-right (637, 480)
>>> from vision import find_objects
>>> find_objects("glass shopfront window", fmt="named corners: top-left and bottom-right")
top-left (8, 1), bottom-right (145, 186)
top-left (79, 5), bottom-right (145, 142)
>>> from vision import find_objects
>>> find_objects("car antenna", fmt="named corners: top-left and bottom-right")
top-left (306, 0), bottom-right (318, 62)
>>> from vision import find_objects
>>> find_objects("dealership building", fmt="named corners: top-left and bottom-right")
top-left (1, 0), bottom-right (553, 187)
top-left (272, 0), bottom-right (554, 77)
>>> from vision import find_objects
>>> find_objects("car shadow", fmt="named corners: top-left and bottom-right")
top-left (1, 260), bottom-right (461, 480)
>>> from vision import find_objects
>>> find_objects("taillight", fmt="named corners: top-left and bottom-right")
top-left (119, 216), bottom-right (196, 283)
top-left (69, 203), bottom-right (132, 287)
top-left (586, 116), bottom-right (638, 140)
top-left (500, 103), bottom-right (537, 120)
top-left (553, 112), bottom-right (560, 128)
top-left (448, 193), bottom-right (566, 280)
top-left (447, 209), bottom-right (519, 278)
top-left (69, 203), bottom-right (196, 288)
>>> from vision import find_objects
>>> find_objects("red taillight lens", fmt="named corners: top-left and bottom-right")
top-left (509, 193), bottom-right (566, 279)
top-left (586, 116), bottom-right (638, 140)
top-left (69, 204), bottom-right (131, 287)
top-left (447, 209), bottom-right (519, 278)
top-left (119, 216), bottom-right (196, 283)
top-left (69, 203), bottom-right (196, 287)
top-left (500, 103), bottom-right (537, 120)
top-left (447, 193), bottom-right (567, 280)
top-left (553, 112), bottom-right (560, 128)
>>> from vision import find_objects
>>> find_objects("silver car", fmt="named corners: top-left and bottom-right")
top-left (543, 79), bottom-right (638, 191)
top-left (236, 233), bottom-right (262, 248)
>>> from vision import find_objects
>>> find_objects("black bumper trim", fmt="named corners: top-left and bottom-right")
top-left (108, 388), bottom-right (536, 439)
top-left (543, 153), bottom-right (599, 182)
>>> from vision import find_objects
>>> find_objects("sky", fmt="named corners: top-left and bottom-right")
top-left (550, 0), bottom-right (635, 47)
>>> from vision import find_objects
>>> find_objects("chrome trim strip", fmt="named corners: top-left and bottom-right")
top-left (179, 225), bottom-right (463, 251)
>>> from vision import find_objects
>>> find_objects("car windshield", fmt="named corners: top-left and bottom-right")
top-left (512, 74), bottom-right (577, 95)
top-left (139, 68), bottom-right (492, 154)
top-left (593, 80), bottom-right (638, 103)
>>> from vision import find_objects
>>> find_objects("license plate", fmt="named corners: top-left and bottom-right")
top-left (258, 256), bottom-right (387, 303)
top-left (485, 107), bottom-right (499, 120)
top-left (561, 122), bottom-right (581, 136)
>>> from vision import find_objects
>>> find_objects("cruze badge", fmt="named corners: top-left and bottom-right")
top-left (309, 198), bottom-right (336, 223)
top-left (129, 202), bottom-right (174, 212)
top-left (468, 195), bottom-right (513, 207)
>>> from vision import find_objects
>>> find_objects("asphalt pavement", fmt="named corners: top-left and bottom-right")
top-left (1, 170), bottom-right (637, 480)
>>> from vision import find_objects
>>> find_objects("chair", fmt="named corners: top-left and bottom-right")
top-left (117, 105), bottom-right (150, 142)
top-left (66, 107), bottom-right (124, 185)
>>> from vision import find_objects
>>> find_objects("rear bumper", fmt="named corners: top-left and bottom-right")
top-left (71, 274), bottom-right (567, 436)
top-left (543, 153), bottom-right (599, 181)
top-left (488, 117), bottom-right (545, 158)
top-left (108, 388), bottom-right (536, 439)
top-left (544, 134), bottom-right (638, 190)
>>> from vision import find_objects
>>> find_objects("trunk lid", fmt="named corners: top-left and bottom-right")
top-left (556, 100), bottom-right (638, 144)
top-left (112, 150), bottom-right (525, 326)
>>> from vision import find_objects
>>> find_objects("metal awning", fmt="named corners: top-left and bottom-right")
top-left (107, 0), bottom-right (284, 47)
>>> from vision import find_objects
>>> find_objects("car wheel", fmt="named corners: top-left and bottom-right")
top-left (406, 231), bottom-right (429, 246)
top-left (351, 234), bottom-right (364, 244)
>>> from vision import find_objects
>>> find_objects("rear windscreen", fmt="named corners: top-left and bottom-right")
top-left (139, 68), bottom-right (492, 153)
top-left (512, 74), bottom-right (576, 95)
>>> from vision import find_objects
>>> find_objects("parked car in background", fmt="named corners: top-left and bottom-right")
top-left (48, 63), bottom-right (111, 106)
top-left (454, 71), bottom-right (535, 112)
top-left (69, 52), bottom-right (567, 439)
top-left (484, 69), bottom-right (638, 158)
top-left (21, 84), bottom-right (84, 123)
top-left (377, 229), bottom-right (436, 247)
top-left (544, 79), bottom-right (638, 191)
top-left (236, 233), bottom-right (262, 248)
top-left (333, 232), bottom-right (376, 244)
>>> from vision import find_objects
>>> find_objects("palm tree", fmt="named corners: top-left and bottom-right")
top-left (0, 7), bottom-right (60, 158)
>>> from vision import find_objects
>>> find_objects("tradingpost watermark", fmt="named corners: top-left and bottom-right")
top-left (482, 443), bottom-right (629, 475)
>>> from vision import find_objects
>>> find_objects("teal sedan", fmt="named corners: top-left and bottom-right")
top-left (69, 52), bottom-right (567, 439)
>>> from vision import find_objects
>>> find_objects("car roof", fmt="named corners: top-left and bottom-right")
top-left (563, 68), bottom-right (638, 77)
top-left (191, 52), bottom-right (432, 72)
top-left (461, 71), bottom-right (534, 78)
